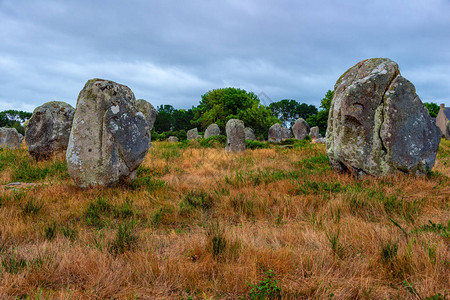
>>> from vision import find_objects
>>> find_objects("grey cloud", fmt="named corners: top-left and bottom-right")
top-left (0, 0), bottom-right (449, 112)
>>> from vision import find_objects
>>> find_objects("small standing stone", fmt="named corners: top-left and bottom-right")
top-left (281, 127), bottom-right (292, 140)
top-left (204, 124), bottom-right (220, 138)
top-left (0, 127), bottom-right (20, 150)
top-left (187, 128), bottom-right (201, 140)
top-left (225, 119), bottom-right (245, 152)
top-left (310, 126), bottom-right (321, 139)
top-left (244, 127), bottom-right (256, 141)
top-left (292, 118), bottom-right (310, 140)
top-left (446, 121), bottom-right (450, 140)
top-left (268, 123), bottom-right (282, 143)
top-left (167, 136), bottom-right (178, 142)
top-left (25, 101), bottom-right (75, 160)
top-left (135, 99), bottom-right (158, 148)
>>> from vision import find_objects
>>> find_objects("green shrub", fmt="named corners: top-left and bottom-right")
top-left (198, 135), bottom-right (227, 148)
top-left (109, 221), bottom-right (139, 254)
top-left (180, 190), bottom-right (214, 212)
top-left (245, 140), bottom-right (270, 149)
top-left (247, 269), bottom-right (282, 300)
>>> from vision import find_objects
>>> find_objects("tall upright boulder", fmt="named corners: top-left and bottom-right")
top-left (0, 127), bottom-right (20, 150)
top-left (66, 79), bottom-right (150, 188)
top-left (204, 124), bottom-right (220, 138)
top-left (268, 123), bottom-right (282, 143)
top-left (25, 101), bottom-right (75, 160)
top-left (446, 121), bottom-right (450, 140)
top-left (292, 118), bottom-right (310, 140)
top-left (244, 127), bottom-right (256, 141)
top-left (135, 99), bottom-right (158, 148)
top-left (225, 119), bottom-right (245, 152)
top-left (326, 58), bottom-right (441, 176)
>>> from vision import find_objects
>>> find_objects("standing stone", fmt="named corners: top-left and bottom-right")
top-left (244, 127), bottom-right (256, 141)
top-left (225, 119), bottom-right (245, 152)
top-left (281, 127), bottom-right (292, 140)
top-left (326, 58), bottom-right (441, 176)
top-left (135, 99), bottom-right (158, 130)
top-left (66, 79), bottom-right (150, 188)
top-left (310, 126), bottom-right (321, 139)
top-left (204, 124), bottom-right (220, 138)
top-left (292, 118), bottom-right (310, 140)
top-left (0, 127), bottom-right (20, 150)
top-left (313, 137), bottom-right (326, 144)
top-left (187, 128), bottom-right (200, 140)
top-left (25, 101), bottom-right (75, 160)
top-left (135, 99), bottom-right (158, 148)
top-left (268, 123), bottom-right (282, 143)
top-left (18, 133), bottom-right (24, 144)
top-left (167, 136), bottom-right (178, 142)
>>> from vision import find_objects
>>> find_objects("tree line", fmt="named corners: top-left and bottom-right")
top-left (0, 91), bottom-right (441, 140)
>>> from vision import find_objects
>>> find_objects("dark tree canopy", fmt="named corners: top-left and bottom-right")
top-left (153, 105), bottom-right (194, 133)
top-left (0, 110), bottom-right (32, 135)
top-left (269, 99), bottom-right (317, 127)
top-left (193, 87), bottom-right (278, 137)
top-left (423, 102), bottom-right (440, 118)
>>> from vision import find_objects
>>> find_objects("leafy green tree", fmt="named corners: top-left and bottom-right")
top-left (306, 90), bottom-right (333, 136)
top-left (172, 108), bottom-right (194, 131)
top-left (153, 105), bottom-right (175, 132)
top-left (193, 88), bottom-right (278, 138)
top-left (423, 102), bottom-right (440, 118)
top-left (269, 99), bottom-right (317, 127)
top-left (0, 110), bottom-right (32, 135)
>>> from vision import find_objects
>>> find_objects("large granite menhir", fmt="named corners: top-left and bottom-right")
top-left (66, 79), bottom-right (150, 188)
top-left (226, 119), bottom-right (245, 152)
top-left (326, 58), bottom-right (441, 176)
top-left (204, 124), bottom-right (220, 138)
top-left (25, 101), bottom-right (75, 160)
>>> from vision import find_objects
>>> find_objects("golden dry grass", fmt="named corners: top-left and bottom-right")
top-left (0, 139), bottom-right (448, 299)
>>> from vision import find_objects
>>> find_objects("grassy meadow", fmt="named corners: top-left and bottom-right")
top-left (0, 138), bottom-right (448, 299)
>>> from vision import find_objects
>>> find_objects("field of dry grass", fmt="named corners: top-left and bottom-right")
top-left (0, 138), bottom-right (448, 299)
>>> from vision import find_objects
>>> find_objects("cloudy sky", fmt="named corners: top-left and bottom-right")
top-left (0, 0), bottom-right (449, 112)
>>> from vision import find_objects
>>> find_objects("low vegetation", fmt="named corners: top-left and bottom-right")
top-left (0, 139), bottom-right (448, 299)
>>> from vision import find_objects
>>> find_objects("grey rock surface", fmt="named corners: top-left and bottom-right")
top-left (268, 123), bottom-right (282, 143)
top-left (135, 99), bottom-right (158, 148)
top-left (244, 127), bottom-right (256, 141)
top-left (204, 124), bottom-right (220, 138)
top-left (326, 58), bottom-right (441, 176)
top-left (225, 119), bottom-right (245, 152)
top-left (310, 126), bottom-right (321, 139)
top-left (0, 127), bottom-right (20, 150)
top-left (66, 79), bottom-right (150, 188)
top-left (167, 136), bottom-right (178, 142)
top-left (25, 101), bottom-right (75, 160)
top-left (187, 128), bottom-right (200, 140)
top-left (281, 127), bottom-right (292, 140)
top-left (135, 99), bottom-right (158, 130)
top-left (292, 118), bottom-right (310, 140)
top-left (18, 133), bottom-right (24, 144)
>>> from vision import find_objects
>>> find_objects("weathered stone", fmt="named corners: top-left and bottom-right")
top-left (281, 127), bottom-right (292, 140)
top-left (66, 79), bottom-right (150, 188)
top-left (204, 124), bottom-right (220, 138)
top-left (313, 137), bottom-right (326, 144)
top-left (25, 101), bottom-right (75, 160)
top-left (187, 128), bottom-right (200, 140)
top-left (326, 58), bottom-right (441, 176)
top-left (135, 99), bottom-right (158, 130)
top-left (135, 99), bottom-right (158, 148)
top-left (244, 127), bottom-right (256, 141)
top-left (292, 118), bottom-right (310, 140)
top-left (268, 123), bottom-right (282, 143)
top-left (225, 119), bottom-right (245, 152)
top-left (167, 136), bottom-right (178, 142)
top-left (18, 133), bottom-right (24, 144)
top-left (446, 121), bottom-right (450, 140)
top-left (0, 127), bottom-right (20, 149)
top-left (310, 126), bottom-right (321, 139)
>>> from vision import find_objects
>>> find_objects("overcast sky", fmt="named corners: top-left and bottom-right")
top-left (0, 0), bottom-right (449, 112)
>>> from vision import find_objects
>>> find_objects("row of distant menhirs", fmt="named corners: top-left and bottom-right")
top-left (0, 58), bottom-right (449, 188)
